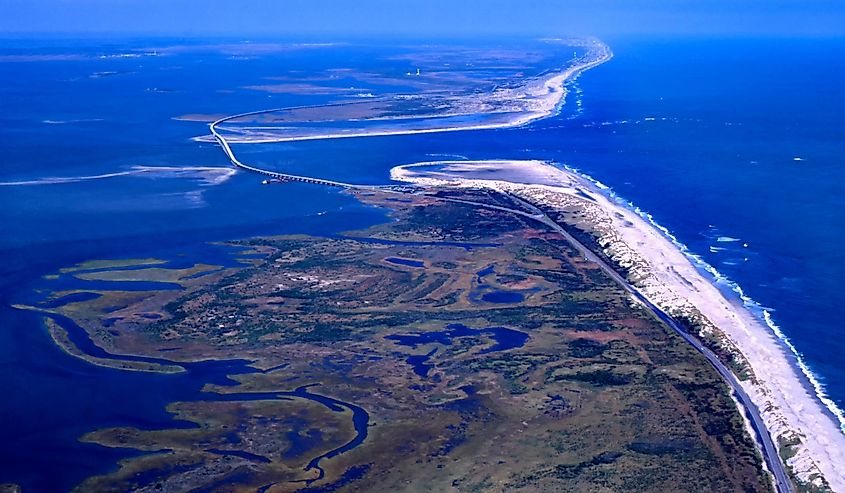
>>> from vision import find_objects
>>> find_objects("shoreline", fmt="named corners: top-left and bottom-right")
top-left (390, 159), bottom-right (845, 491)
top-left (572, 166), bottom-right (845, 433)
top-left (197, 40), bottom-right (612, 145)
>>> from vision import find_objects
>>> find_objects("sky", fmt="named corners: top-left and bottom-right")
top-left (1, 0), bottom-right (844, 38)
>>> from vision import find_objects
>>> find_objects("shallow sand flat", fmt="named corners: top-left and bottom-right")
top-left (0, 166), bottom-right (236, 187)
top-left (391, 159), bottom-right (845, 490)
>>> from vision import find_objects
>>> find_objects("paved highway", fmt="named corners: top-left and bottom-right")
top-left (210, 111), bottom-right (368, 189)
top-left (445, 194), bottom-right (794, 493)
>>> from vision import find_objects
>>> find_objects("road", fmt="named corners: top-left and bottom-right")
top-left (209, 111), bottom-right (366, 189)
top-left (208, 117), bottom-right (792, 493)
top-left (446, 194), bottom-right (794, 493)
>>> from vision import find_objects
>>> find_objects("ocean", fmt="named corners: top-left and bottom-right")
top-left (0, 36), bottom-right (843, 490)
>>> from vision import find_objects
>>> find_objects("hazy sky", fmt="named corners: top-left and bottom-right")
top-left (2, 0), bottom-right (844, 38)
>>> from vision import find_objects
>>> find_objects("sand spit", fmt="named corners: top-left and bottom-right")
top-left (196, 40), bottom-right (613, 145)
top-left (391, 159), bottom-right (845, 491)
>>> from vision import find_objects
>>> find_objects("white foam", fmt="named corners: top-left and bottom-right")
top-left (426, 153), bottom-right (469, 160)
top-left (42, 118), bottom-right (104, 125)
top-left (0, 166), bottom-right (236, 187)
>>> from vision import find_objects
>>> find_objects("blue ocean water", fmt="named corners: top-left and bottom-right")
top-left (1, 37), bottom-right (844, 490)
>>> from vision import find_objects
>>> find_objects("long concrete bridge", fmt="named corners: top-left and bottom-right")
top-left (209, 110), bottom-right (363, 189)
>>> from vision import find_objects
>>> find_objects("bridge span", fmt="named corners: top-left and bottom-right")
top-left (209, 111), bottom-right (370, 189)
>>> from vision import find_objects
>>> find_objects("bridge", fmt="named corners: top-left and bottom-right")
top-left (209, 111), bottom-right (364, 189)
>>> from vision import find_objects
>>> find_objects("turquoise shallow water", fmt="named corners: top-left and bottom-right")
top-left (1, 37), bottom-right (843, 489)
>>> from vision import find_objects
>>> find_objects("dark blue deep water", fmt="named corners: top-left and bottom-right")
top-left (1, 37), bottom-right (844, 489)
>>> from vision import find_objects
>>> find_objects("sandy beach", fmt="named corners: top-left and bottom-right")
top-left (196, 40), bottom-right (613, 145)
top-left (391, 159), bottom-right (845, 491)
